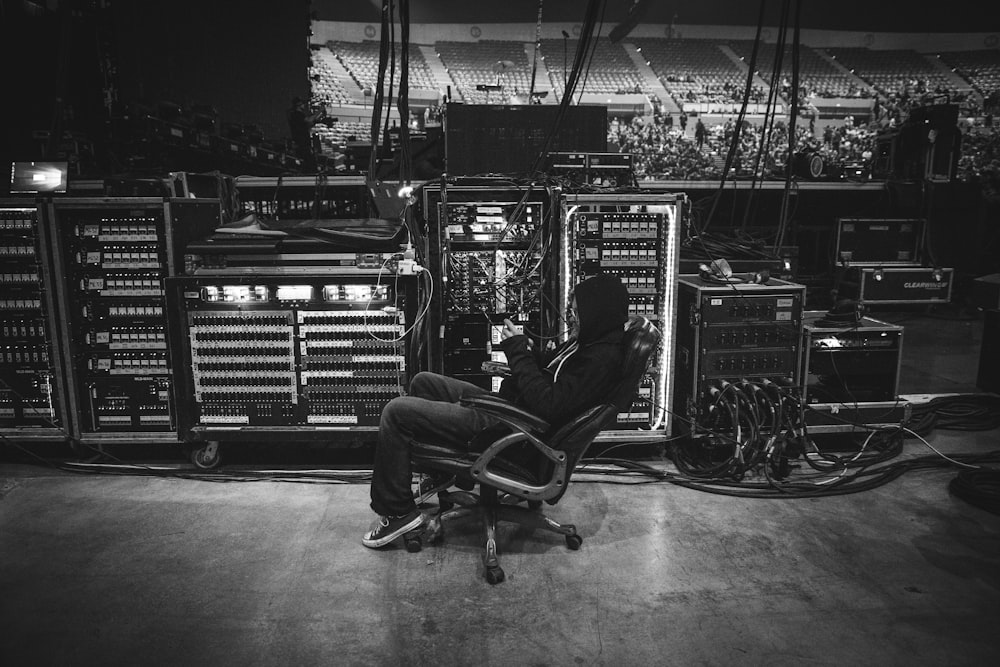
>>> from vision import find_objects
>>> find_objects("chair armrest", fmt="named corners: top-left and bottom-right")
top-left (467, 430), bottom-right (568, 502)
top-left (459, 394), bottom-right (550, 435)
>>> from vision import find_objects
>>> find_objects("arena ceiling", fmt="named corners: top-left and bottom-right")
top-left (314, 0), bottom-right (992, 35)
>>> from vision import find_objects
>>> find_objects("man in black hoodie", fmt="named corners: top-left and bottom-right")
top-left (362, 274), bottom-right (630, 548)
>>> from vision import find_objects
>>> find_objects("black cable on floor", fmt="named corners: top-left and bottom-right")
top-left (949, 469), bottom-right (1000, 515)
top-left (909, 394), bottom-right (1000, 435)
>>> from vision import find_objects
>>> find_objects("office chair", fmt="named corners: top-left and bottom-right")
top-left (408, 315), bottom-right (661, 584)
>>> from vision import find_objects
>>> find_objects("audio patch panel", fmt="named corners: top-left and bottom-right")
top-left (446, 249), bottom-right (542, 315)
top-left (166, 275), bottom-right (410, 438)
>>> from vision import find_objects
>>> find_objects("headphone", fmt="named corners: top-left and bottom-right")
top-left (699, 260), bottom-right (771, 285)
top-left (816, 299), bottom-right (864, 327)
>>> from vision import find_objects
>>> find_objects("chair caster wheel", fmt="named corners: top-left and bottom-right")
top-left (527, 499), bottom-right (542, 510)
top-left (404, 531), bottom-right (423, 553)
top-left (565, 534), bottom-right (583, 550)
top-left (425, 518), bottom-right (444, 545)
top-left (485, 566), bottom-right (505, 585)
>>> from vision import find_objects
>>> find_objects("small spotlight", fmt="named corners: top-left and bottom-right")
top-left (873, 268), bottom-right (884, 282)
top-left (397, 184), bottom-right (414, 198)
top-left (933, 269), bottom-right (943, 282)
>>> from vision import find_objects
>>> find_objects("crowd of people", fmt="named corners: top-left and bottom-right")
top-left (608, 112), bottom-right (877, 181)
top-left (606, 92), bottom-right (1000, 197)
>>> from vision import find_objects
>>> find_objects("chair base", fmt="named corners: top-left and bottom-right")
top-left (418, 486), bottom-right (583, 584)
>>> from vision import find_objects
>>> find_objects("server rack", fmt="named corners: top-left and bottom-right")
top-left (421, 181), bottom-right (561, 388)
top-left (561, 192), bottom-right (684, 441)
top-left (44, 197), bottom-right (220, 444)
top-left (0, 200), bottom-right (70, 442)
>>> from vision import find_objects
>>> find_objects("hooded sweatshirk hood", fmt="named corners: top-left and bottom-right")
top-left (573, 274), bottom-right (630, 345)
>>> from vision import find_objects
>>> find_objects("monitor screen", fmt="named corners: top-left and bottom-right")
top-left (10, 161), bottom-right (69, 193)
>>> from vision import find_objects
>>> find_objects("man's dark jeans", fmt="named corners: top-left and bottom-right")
top-left (369, 372), bottom-right (498, 517)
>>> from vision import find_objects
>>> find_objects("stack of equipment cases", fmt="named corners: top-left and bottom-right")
top-left (672, 275), bottom-right (806, 440)
top-left (835, 217), bottom-right (953, 306)
top-left (43, 197), bottom-right (220, 447)
top-left (800, 310), bottom-right (909, 434)
top-left (0, 200), bottom-right (70, 444)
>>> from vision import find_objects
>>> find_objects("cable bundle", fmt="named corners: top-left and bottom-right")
top-left (949, 469), bottom-right (1000, 515)
top-left (681, 230), bottom-right (782, 262)
top-left (909, 394), bottom-right (1000, 434)
top-left (672, 377), bottom-right (808, 482)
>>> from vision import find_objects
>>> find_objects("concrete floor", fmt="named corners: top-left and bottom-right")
top-left (2, 306), bottom-right (999, 666)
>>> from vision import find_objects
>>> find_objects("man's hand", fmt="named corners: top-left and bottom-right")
top-left (500, 318), bottom-right (521, 341)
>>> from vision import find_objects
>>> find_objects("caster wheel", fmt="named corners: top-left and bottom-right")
top-left (527, 500), bottom-right (542, 510)
top-left (425, 517), bottom-right (445, 545)
top-left (191, 441), bottom-right (221, 470)
top-left (403, 532), bottom-right (423, 553)
top-left (485, 566), bottom-right (505, 585)
top-left (565, 534), bottom-right (583, 550)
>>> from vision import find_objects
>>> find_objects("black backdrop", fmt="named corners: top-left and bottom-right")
top-left (0, 0), bottom-right (310, 174)
top-left (111, 0), bottom-right (310, 142)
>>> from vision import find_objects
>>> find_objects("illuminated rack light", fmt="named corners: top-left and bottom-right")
top-left (276, 284), bottom-right (313, 301)
top-left (322, 284), bottom-right (390, 302)
top-left (200, 285), bottom-right (267, 302)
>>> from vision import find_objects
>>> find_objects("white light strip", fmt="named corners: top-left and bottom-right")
top-left (652, 200), bottom-right (679, 433)
top-left (561, 204), bottom-right (578, 343)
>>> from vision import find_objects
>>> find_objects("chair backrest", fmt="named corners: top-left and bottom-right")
top-left (533, 315), bottom-right (661, 503)
top-left (604, 315), bottom-right (662, 414)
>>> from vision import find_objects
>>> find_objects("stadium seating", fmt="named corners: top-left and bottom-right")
top-left (631, 38), bottom-right (757, 110)
top-left (435, 40), bottom-right (535, 104)
top-left (312, 120), bottom-right (372, 151)
top-left (310, 47), bottom-right (353, 106)
top-left (824, 47), bottom-right (960, 98)
top-left (727, 40), bottom-right (870, 99)
top-left (937, 49), bottom-right (1000, 98)
top-left (539, 38), bottom-right (645, 99)
top-left (330, 39), bottom-right (438, 92)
